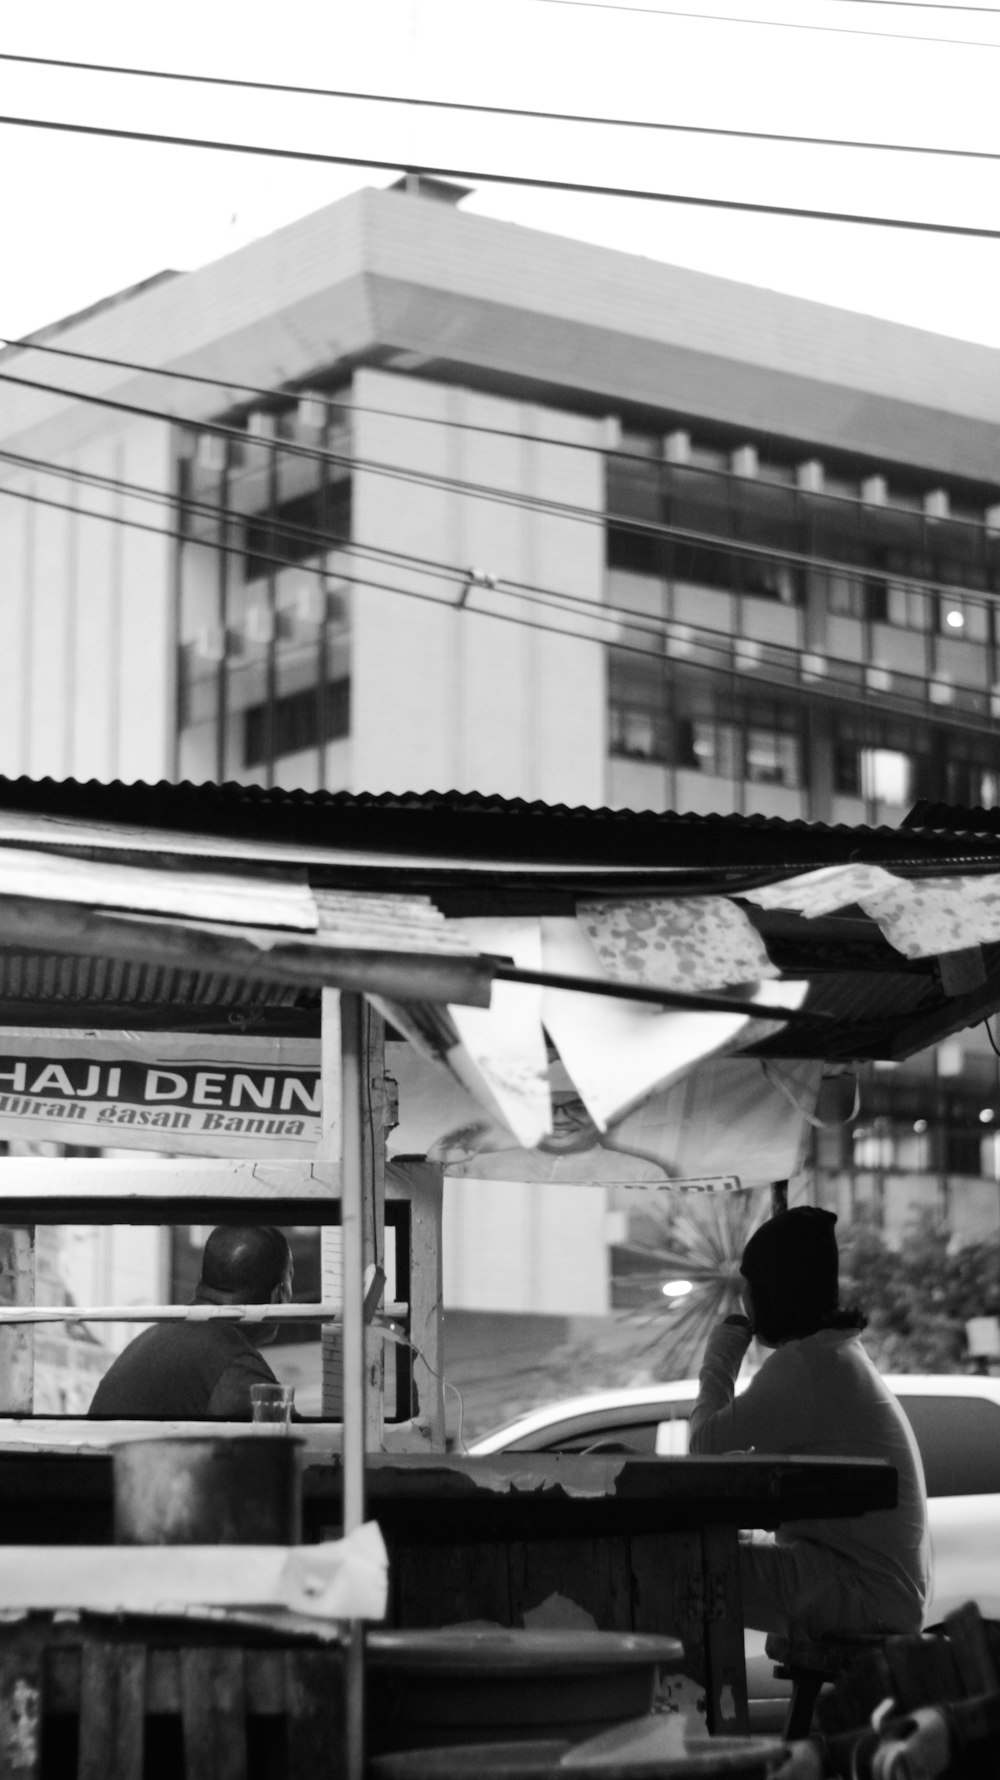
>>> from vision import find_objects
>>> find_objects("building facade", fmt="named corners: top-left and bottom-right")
top-left (2, 176), bottom-right (999, 1312)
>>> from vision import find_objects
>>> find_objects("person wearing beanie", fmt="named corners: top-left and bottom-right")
top-left (689, 1206), bottom-right (930, 1640)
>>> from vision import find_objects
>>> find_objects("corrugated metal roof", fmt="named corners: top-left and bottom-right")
top-left (0, 773), bottom-right (993, 865)
top-left (902, 801), bottom-right (1000, 835)
top-left (2, 776), bottom-right (1000, 1060)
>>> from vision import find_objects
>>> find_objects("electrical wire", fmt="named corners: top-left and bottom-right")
top-left (4, 410), bottom-right (999, 619)
top-left (529, 0), bottom-right (1000, 50)
top-left (3, 332), bottom-right (1000, 575)
top-left (830, 3), bottom-right (1000, 13)
top-left (0, 331), bottom-right (636, 464)
top-left (831, 2), bottom-right (1000, 12)
top-left (2, 49), bottom-right (998, 164)
top-left (2, 110), bottom-right (1000, 239)
top-left (2, 446), bottom-right (998, 742)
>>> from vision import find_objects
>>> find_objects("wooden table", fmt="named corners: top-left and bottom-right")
top-left (0, 1449), bottom-right (897, 1738)
top-left (311, 1453), bottom-right (898, 1737)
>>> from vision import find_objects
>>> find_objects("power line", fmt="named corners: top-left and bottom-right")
top-left (826, 2), bottom-right (1000, 13)
top-left (3, 110), bottom-right (1000, 240)
top-left (1, 49), bottom-right (997, 164)
top-left (6, 416), bottom-right (1000, 656)
top-left (3, 362), bottom-right (999, 608)
top-left (2, 448), bottom-right (992, 736)
top-left (0, 331), bottom-right (620, 462)
top-left (4, 333), bottom-right (1000, 559)
top-left (529, 0), bottom-right (1000, 49)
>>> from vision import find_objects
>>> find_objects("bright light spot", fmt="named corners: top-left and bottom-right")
top-left (913, 1119), bottom-right (928, 1133)
top-left (980, 1109), bottom-right (995, 1124)
top-left (945, 609), bottom-right (965, 629)
top-left (661, 1279), bottom-right (693, 1299)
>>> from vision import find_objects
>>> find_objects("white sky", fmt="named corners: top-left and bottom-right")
top-left (3, 0), bottom-right (1000, 350)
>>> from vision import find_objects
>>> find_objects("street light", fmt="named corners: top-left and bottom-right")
top-left (662, 1279), bottom-right (694, 1301)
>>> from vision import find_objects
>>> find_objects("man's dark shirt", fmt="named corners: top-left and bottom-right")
top-left (88, 1290), bottom-right (278, 1419)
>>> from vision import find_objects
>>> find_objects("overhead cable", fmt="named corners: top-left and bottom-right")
top-left (2, 111), bottom-right (1000, 239)
top-left (4, 437), bottom-right (1000, 739)
top-left (2, 364), bottom-right (999, 604)
top-left (828, 2), bottom-right (1000, 13)
top-left (829, 3), bottom-right (1000, 13)
top-left (2, 367), bottom-right (999, 605)
top-left (4, 335), bottom-right (1000, 547)
top-left (0, 331), bottom-right (621, 460)
top-left (0, 49), bottom-right (996, 163)
top-left (530, 0), bottom-right (1000, 49)
top-left (2, 466), bottom-right (992, 738)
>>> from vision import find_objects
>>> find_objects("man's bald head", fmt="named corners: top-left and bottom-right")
top-left (200, 1226), bottom-right (292, 1303)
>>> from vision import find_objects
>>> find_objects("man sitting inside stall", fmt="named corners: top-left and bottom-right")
top-left (689, 1206), bottom-right (930, 1640)
top-left (89, 1225), bottom-right (293, 1420)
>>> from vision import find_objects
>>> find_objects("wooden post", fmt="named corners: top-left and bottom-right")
top-left (335, 989), bottom-right (369, 1780)
top-left (360, 1003), bottom-right (386, 1452)
top-left (386, 1161), bottom-right (445, 1450)
top-left (0, 1226), bottom-right (35, 1412)
top-left (318, 992), bottom-right (343, 1422)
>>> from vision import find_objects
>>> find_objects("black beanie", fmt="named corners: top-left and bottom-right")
top-left (740, 1207), bottom-right (840, 1308)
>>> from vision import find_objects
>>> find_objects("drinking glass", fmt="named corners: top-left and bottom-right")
top-left (250, 1382), bottom-right (295, 1434)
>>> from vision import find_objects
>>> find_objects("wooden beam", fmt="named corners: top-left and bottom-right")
top-left (0, 895), bottom-right (493, 1008)
top-left (0, 1225), bottom-right (34, 1413)
top-left (885, 959), bottom-right (1000, 1060)
top-left (360, 1006), bottom-right (386, 1454)
top-left (386, 1160), bottom-right (445, 1451)
top-left (937, 946), bottom-right (988, 997)
top-left (337, 989), bottom-right (368, 1780)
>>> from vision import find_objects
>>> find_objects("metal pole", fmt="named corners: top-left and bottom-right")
top-left (340, 988), bottom-right (366, 1780)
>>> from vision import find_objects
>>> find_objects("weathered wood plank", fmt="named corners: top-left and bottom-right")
top-left (699, 1523), bottom-right (749, 1736)
top-left (508, 1536), bottom-right (632, 1631)
top-left (0, 1226), bottom-right (35, 1414)
top-left (393, 1539), bottom-right (511, 1628)
top-left (179, 1648), bottom-right (246, 1780)
top-left (945, 1601), bottom-right (999, 1696)
top-left (286, 1649), bottom-right (344, 1774)
top-left (78, 1643), bottom-right (146, 1780)
top-left (0, 1643), bottom-right (42, 1778)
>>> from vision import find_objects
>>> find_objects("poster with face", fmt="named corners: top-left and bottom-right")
top-left (387, 1043), bottom-right (822, 1188)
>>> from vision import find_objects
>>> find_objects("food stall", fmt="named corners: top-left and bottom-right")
top-left (0, 776), bottom-right (999, 1776)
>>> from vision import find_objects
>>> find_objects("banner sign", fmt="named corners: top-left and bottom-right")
top-left (0, 1033), bottom-right (322, 1157)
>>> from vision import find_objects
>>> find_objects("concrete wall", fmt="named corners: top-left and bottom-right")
top-left (0, 420), bottom-right (175, 783)
top-left (350, 369), bottom-right (608, 803)
top-left (442, 1179), bottom-right (611, 1316)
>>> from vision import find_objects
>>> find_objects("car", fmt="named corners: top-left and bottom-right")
top-left (468, 1373), bottom-right (1000, 1732)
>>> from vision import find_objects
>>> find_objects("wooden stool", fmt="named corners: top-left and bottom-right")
top-left (765, 1631), bottom-right (886, 1740)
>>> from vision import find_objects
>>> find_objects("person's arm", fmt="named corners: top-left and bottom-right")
top-left (689, 1314), bottom-right (754, 1453)
top-left (205, 1349), bottom-right (279, 1419)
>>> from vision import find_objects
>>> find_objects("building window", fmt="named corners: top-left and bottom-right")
top-left (834, 717), bottom-right (998, 809)
top-left (244, 679), bottom-right (350, 769)
top-left (244, 482), bottom-right (351, 583)
top-left (609, 658), bottom-right (803, 787)
top-left (746, 726), bottom-right (800, 787)
top-left (678, 718), bottom-right (740, 779)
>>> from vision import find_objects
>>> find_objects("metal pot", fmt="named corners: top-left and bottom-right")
top-left (112, 1435), bottom-right (303, 1545)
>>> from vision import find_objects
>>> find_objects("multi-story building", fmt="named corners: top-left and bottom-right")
top-left (2, 174), bottom-right (999, 1340)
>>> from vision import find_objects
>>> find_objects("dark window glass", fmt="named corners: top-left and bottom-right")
top-left (244, 481), bottom-right (351, 582)
top-left (898, 1395), bottom-right (1000, 1496)
top-left (535, 1420), bottom-right (660, 1454)
top-left (244, 679), bottom-right (350, 769)
top-left (607, 523), bottom-right (667, 577)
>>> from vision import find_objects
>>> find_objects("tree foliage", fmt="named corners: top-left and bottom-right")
top-left (839, 1211), bottom-right (1000, 1374)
